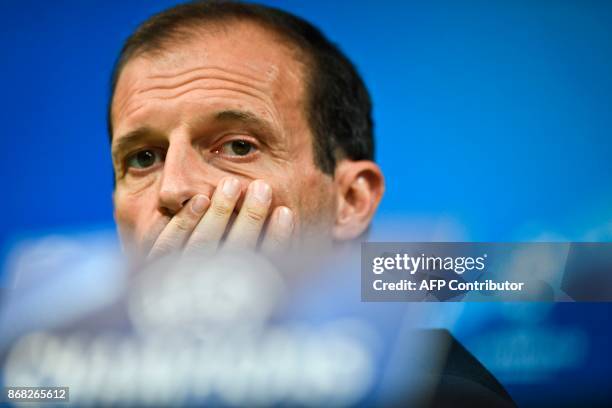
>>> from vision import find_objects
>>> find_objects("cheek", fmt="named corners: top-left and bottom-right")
top-left (114, 188), bottom-right (159, 240)
top-left (283, 169), bottom-right (336, 229)
top-left (302, 178), bottom-right (335, 215)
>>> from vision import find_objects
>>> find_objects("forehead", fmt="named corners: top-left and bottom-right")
top-left (111, 21), bottom-right (307, 133)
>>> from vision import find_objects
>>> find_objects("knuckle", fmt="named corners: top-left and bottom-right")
top-left (245, 207), bottom-right (266, 224)
top-left (173, 216), bottom-right (193, 233)
top-left (150, 239), bottom-right (175, 256)
top-left (212, 202), bottom-right (232, 218)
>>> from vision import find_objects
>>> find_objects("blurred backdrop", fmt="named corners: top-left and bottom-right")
top-left (1, 0), bottom-right (612, 406)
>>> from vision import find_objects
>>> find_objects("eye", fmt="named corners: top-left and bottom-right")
top-left (126, 148), bottom-right (164, 170)
top-left (217, 140), bottom-right (257, 157)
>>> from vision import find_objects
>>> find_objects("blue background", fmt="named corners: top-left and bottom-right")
top-left (1, 0), bottom-right (611, 405)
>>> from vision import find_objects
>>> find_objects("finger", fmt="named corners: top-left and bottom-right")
top-left (224, 179), bottom-right (272, 249)
top-left (260, 206), bottom-right (294, 256)
top-left (184, 176), bottom-right (241, 255)
top-left (148, 194), bottom-right (210, 260)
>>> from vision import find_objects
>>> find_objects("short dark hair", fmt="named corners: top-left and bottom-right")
top-left (108, 0), bottom-right (374, 174)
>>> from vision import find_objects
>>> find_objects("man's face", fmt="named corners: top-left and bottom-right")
top-left (111, 22), bottom-right (337, 256)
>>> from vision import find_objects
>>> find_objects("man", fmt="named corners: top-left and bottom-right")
top-left (108, 1), bottom-right (515, 406)
top-left (109, 1), bottom-right (384, 260)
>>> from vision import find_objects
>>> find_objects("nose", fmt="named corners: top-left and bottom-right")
top-left (157, 142), bottom-right (202, 216)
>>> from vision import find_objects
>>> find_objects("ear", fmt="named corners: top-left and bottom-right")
top-left (332, 160), bottom-right (385, 241)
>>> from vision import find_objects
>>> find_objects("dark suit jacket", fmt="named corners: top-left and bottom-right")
top-left (396, 329), bottom-right (516, 408)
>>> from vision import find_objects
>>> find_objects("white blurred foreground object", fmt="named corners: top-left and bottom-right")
top-left (0, 225), bottom-right (469, 407)
top-left (0, 231), bottom-right (125, 349)
top-left (0, 234), bottom-right (382, 406)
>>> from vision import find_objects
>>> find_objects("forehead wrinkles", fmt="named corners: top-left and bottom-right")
top-left (115, 63), bottom-right (281, 123)
top-left (111, 22), bottom-right (310, 138)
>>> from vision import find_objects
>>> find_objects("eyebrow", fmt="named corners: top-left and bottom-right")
top-left (183, 108), bottom-right (282, 148)
top-left (212, 109), bottom-right (277, 139)
top-left (215, 109), bottom-right (262, 123)
top-left (111, 127), bottom-right (158, 161)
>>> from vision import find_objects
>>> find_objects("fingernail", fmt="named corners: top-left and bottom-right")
top-left (222, 177), bottom-right (240, 198)
top-left (278, 206), bottom-right (293, 228)
top-left (252, 180), bottom-right (271, 203)
top-left (191, 194), bottom-right (209, 214)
